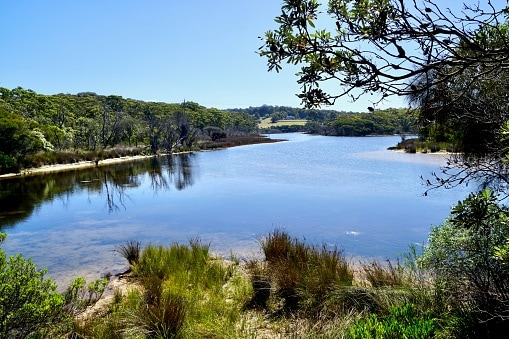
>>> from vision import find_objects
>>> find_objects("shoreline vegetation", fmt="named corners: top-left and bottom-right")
top-left (25, 224), bottom-right (505, 338)
top-left (388, 137), bottom-right (458, 154)
top-left (0, 134), bottom-right (452, 180)
top-left (0, 134), bottom-right (285, 179)
top-left (2, 141), bottom-right (508, 336)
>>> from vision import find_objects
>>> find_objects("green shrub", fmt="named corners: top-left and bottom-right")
top-left (346, 303), bottom-right (436, 339)
top-left (64, 276), bottom-right (109, 315)
top-left (0, 234), bottom-right (65, 338)
top-left (0, 151), bottom-right (17, 174)
top-left (418, 189), bottom-right (509, 333)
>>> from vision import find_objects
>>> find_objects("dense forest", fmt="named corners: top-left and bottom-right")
top-left (233, 104), bottom-right (418, 136)
top-left (0, 87), bottom-right (258, 174)
top-left (0, 87), bottom-right (419, 174)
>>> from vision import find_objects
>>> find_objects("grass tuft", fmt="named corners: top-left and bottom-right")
top-left (115, 240), bottom-right (141, 267)
top-left (362, 260), bottom-right (404, 288)
top-left (251, 230), bottom-right (354, 316)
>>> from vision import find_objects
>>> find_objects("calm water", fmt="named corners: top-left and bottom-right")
top-left (0, 133), bottom-right (471, 288)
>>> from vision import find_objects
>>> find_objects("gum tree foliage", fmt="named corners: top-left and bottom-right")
top-left (260, 0), bottom-right (509, 193)
top-left (260, 0), bottom-right (509, 108)
top-left (419, 189), bottom-right (509, 330)
top-left (0, 88), bottom-right (257, 160)
top-left (0, 233), bottom-right (64, 338)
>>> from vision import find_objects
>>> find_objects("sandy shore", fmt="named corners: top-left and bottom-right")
top-left (0, 135), bottom-right (285, 179)
top-left (0, 154), bottom-right (165, 179)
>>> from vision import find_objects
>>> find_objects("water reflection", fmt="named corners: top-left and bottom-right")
top-left (0, 153), bottom-right (196, 229)
top-left (0, 135), bottom-right (474, 290)
top-left (148, 154), bottom-right (195, 193)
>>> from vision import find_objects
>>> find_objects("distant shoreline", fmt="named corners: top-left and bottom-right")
top-left (0, 154), bottom-right (161, 179)
top-left (0, 134), bottom-right (285, 179)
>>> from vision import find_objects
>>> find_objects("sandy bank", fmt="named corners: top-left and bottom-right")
top-left (0, 154), bottom-right (163, 179)
top-left (0, 135), bottom-right (285, 179)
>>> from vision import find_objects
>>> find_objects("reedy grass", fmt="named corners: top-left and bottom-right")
top-left (361, 260), bottom-right (405, 288)
top-left (68, 233), bottom-right (463, 338)
top-left (131, 239), bottom-right (252, 338)
top-left (254, 230), bottom-right (353, 315)
top-left (115, 240), bottom-right (141, 267)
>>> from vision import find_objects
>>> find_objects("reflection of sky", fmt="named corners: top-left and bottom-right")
top-left (1, 134), bottom-right (472, 289)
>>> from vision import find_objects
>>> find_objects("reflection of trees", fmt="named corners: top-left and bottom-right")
top-left (102, 171), bottom-right (129, 212)
top-left (0, 154), bottom-right (197, 229)
top-left (169, 154), bottom-right (195, 190)
top-left (148, 153), bottom-right (196, 192)
top-left (99, 163), bottom-right (141, 212)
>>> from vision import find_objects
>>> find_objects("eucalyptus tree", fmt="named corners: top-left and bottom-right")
top-left (260, 0), bottom-right (509, 192)
top-left (260, 0), bottom-right (509, 107)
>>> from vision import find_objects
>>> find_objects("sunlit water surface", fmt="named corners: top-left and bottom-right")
top-left (0, 133), bottom-right (472, 289)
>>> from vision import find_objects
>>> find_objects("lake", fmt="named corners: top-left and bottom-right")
top-left (0, 133), bottom-right (472, 289)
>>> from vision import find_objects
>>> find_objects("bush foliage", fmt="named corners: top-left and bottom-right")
top-left (0, 234), bottom-right (65, 338)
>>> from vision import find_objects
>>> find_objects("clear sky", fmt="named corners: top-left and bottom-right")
top-left (0, 0), bottom-right (391, 111)
top-left (2, 1), bottom-right (501, 112)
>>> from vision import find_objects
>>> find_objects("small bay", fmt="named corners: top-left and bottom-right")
top-left (0, 133), bottom-right (471, 288)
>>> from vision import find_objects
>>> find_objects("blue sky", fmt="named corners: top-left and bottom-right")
top-left (0, 0), bottom-right (389, 111)
top-left (1, 1), bottom-right (500, 111)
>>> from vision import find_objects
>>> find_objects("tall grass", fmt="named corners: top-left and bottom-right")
top-left (129, 239), bottom-right (250, 337)
top-left (362, 260), bottom-right (404, 288)
top-left (69, 232), bottom-right (467, 338)
top-left (252, 230), bottom-right (353, 315)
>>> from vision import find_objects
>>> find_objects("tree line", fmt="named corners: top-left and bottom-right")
top-left (305, 108), bottom-right (416, 136)
top-left (0, 87), bottom-right (257, 174)
top-left (237, 104), bottom-right (417, 136)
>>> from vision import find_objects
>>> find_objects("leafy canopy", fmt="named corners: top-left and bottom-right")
top-left (0, 233), bottom-right (64, 338)
top-left (260, 0), bottom-right (509, 108)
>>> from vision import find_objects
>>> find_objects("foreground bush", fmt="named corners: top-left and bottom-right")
top-left (0, 233), bottom-right (65, 338)
top-left (419, 189), bottom-right (509, 336)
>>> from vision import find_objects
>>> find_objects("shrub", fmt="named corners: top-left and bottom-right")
top-left (64, 277), bottom-right (109, 315)
top-left (405, 144), bottom-right (417, 153)
top-left (0, 234), bottom-right (65, 338)
top-left (429, 143), bottom-right (441, 153)
top-left (346, 303), bottom-right (436, 339)
top-left (418, 189), bottom-right (509, 333)
top-left (0, 151), bottom-right (17, 174)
